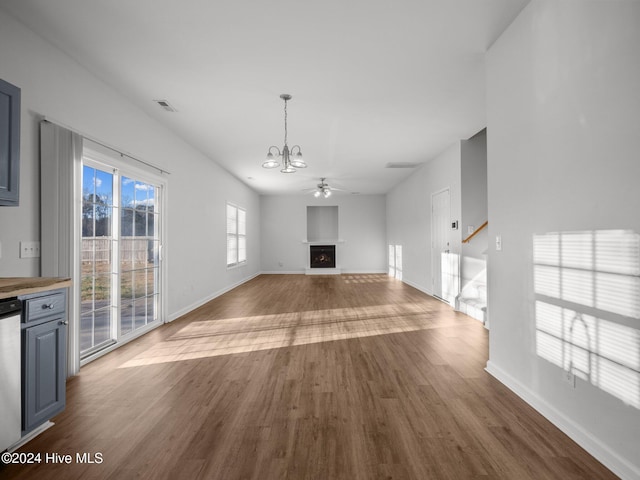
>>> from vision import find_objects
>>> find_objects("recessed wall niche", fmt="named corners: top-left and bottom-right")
top-left (307, 206), bottom-right (338, 241)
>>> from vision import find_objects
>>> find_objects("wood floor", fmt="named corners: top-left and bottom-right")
top-left (1, 274), bottom-right (618, 480)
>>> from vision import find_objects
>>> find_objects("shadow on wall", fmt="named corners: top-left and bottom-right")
top-left (533, 230), bottom-right (640, 409)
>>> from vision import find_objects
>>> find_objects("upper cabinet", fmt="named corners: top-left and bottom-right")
top-left (0, 78), bottom-right (21, 206)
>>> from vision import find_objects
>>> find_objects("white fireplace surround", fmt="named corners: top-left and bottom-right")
top-left (303, 240), bottom-right (344, 275)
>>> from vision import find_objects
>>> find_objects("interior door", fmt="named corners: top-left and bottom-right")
top-left (431, 188), bottom-right (450, 302)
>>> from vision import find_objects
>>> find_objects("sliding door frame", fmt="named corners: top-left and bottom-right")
top-left (80, 142), bottom-right (168, 366)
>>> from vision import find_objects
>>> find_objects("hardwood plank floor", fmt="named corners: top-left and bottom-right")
top-left (1, 274), bottom-right (618, 479)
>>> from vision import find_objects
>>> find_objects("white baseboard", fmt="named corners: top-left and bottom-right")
top-left (485, 361), bottom-right (640, 480)
top-left (260, 270), bottom-right (303, 275)
top-left (260, 270), bottom-right (388, 275)
top-left (10, 421), bottom-right (54, 452)
top-left (305, 267), bottom-right (341, 275)
top-left (167, 272), bottom-right (260, 322)
top-left (401, 278), bottom-right (434, 297)
top-left (342, 269), bottom-right (388, 274)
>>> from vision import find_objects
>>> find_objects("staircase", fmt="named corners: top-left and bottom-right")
top-left (456, 283), bottom-right (487, 326)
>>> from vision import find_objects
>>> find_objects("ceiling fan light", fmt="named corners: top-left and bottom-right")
top-left (280, 165), bottom-right (296, 173)
top-left (314, 190), bottom-right (321, 198)
top-left (324, 188), bottom-right (331, 198)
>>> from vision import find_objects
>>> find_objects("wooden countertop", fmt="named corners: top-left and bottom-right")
top-left (0, 277), bottom-right (72, 299)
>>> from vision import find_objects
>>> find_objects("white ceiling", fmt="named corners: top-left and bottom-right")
top-left (1, 0), bottom-right (529, 195)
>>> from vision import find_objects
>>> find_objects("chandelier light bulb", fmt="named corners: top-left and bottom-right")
top-left (262, 152), bottom-right (280, 169)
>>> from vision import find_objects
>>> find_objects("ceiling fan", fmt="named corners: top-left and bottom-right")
top-left (304, 178), bottom-right (344, 198)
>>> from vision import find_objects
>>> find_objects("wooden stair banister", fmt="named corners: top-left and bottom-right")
top-left (462, 221), bottom-right (488, 244)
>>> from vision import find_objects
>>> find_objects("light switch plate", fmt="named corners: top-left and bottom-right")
top-left (20, 241), bottom-right (41, 258)
top-left (496, 235), bottom-right (502, 251)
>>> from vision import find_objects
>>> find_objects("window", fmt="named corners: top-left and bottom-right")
top-left (227, 203), bottom-right (246, 267)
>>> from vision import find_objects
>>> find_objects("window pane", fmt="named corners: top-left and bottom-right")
top-left (146, 295), bottom-right (156, 322)
top-left (147, 186), bottom-right (156, 211)
top-left (121, 271), bottom-right (134, 300)
top-left (135, 181), bottom-right (153, 210)
top-left (80, 312), bottom-right (93, 352)
top-left (121, 208), bottom-right (134, 236)
top-left (80, 276), bottom-right (94, 313)
top-left (83, 166), bottom-right (96, 197)
top-left (147, 213), bottom-right (157, 238)
top-left (238, 208), bottom-right (246, 235)
top-left (94, 206), bottom-right (112, 237)
top-left (227, 234), bottom-right (237, 265)
top-left (93, 307), bottom-right (111, 345)
top-left (95, 169), bottom-right (113, 205)
top-left (121, 177), bottom-right (135, 207)
top-left (134, 297), bottom-right (147, 329)
top-left (133, 269), bottom-right (147, 298)
top-left (121, 301), bottom-right (134, 335)
top-left (147, 267), bottom-right (157, 296)
top-left (82, 201), bottom-right (95, 237)
top-left (134, 209), bottom-right (147, 236)
top-left (238, 236), bottom-right (246, 263)
top-left (227, 204), bottom-right (237, 234)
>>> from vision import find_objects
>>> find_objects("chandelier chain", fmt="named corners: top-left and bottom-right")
top-left (283, 98), bottom-right (288, 146)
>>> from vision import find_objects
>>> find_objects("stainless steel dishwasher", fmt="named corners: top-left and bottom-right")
top-left (0, 297), bottom-right (22, 452)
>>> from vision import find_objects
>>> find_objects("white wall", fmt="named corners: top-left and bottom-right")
top-left (0, 10), bottom-right (260, 320)
top-left (386, 143), bottom-right (462, 295)
top-left (260, 194), bottom-right (386, 273)
top-left (459, 129), bottom-right (488, 315)
top-left (486, 1), bottom-right (640, 478)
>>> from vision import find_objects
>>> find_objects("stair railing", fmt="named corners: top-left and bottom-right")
top-left (462, 221), bottom-right (488, 244)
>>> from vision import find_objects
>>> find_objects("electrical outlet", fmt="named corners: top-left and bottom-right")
top-left (20, 241), bottom-right (41, 258)
top-left (564, 369), bottom-right (576, 388)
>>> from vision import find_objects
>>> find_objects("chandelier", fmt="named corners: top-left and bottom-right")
top-left (262, 94), bottom-right (307, 173)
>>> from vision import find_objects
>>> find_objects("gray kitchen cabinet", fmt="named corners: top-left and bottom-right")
top-left (20, 289), bottom-right (67, 434)
top-left (0, 78), bottom-right (21, 206)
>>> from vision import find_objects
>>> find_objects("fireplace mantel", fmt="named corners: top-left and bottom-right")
top-left (302, 239), bottom-right (345, 244)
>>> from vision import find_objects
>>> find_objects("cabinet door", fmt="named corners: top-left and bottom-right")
top-left (23, 320), bottom-right (67, 432)
top-left (0, 78), bottom-right (20, 206)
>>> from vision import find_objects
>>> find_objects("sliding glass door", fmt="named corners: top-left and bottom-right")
top-left (81, 165), bottom-right (116, 355)
top-left (80, 156), bottom-right (162, 360)
top-left (120, 176), bottom-right (160, 335)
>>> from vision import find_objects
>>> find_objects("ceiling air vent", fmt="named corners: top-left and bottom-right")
top-left (385, 162), bottom-right (420, 168)
top-left (153, 99), bottom-right (177, 112)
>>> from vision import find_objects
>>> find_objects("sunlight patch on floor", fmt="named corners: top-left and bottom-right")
top-left (118, 302), bottom-right (453, 368)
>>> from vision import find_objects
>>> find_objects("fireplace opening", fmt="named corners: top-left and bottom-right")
top-left (310, 245), bottom-right (336, 268)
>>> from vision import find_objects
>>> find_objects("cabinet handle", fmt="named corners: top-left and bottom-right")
top-left (59, 320), bottom-right (69, 325)
top-left (43, 303), bottom-right (55, 310)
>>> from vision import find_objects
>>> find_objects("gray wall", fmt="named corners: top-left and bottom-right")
top-left (0, 9), bottom-right (261, 320)
top-left (486, 1), bottom-right (640, 478)
top-left (260, 194), bottom-right (387, 273)
top-left (386, 143), bottom-right (462, 295)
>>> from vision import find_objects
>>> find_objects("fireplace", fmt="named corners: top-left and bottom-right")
top-left (310, 245), bottom-right (336, 268)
